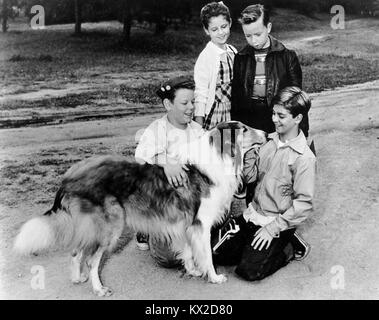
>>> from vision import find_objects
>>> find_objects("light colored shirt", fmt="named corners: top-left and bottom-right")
top-left (194, 41), bottom-right (237, 118)
top-left (250, 130), bottom-right (316, 234)
top-left (135, 115), bottom-right (204, 165)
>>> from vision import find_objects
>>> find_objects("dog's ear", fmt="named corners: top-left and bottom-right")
top-left (216, 120), bottom-right (244, 130)
top-left (207, 127), bottom-right (222, 151)
top-left (216, 121), bottom-right (267, 146)
top-left (209, 123), bottom-right (244, 176)
top-left (239, 124), bottom-right (267, 151)
top-left (207, 122), bottom-right (267, 176)
top-left (232, 123), bottom-right (267, 177)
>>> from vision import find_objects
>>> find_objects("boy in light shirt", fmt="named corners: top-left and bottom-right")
top-left (215, 87), bottom-right (316, 281)
top-left (134, 76), bottom-right (204, 257)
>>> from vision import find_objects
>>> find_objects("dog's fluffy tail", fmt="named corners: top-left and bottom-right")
top-left (14, 187), bottom-right (74, 255)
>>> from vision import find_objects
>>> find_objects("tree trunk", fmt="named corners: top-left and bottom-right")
top-left (153, 0), bottom-right (166, 35)
top-left (74, 0), bottom-right (82, 34)
top-left (122, 0), bottom-right (132, 44)
top-left (2, 0), bottom-right (8, 32)
top-left (155, 19), bottom-right (167, 35)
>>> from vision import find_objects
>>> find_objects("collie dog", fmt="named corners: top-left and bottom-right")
top-left (14, 121), bottom-right (266, 296)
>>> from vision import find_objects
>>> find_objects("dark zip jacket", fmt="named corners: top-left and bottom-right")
top-left (231, 36), bottom-right (306, 135)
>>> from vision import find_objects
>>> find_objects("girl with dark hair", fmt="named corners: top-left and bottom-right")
top-left (194, 1), bottom-right (237, 130)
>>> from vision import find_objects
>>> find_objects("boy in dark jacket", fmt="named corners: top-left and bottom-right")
top-left (231, 4), bottom-right (307, 136)
top-left (231, 3), bottom-right (309, 208)
top-left (228, 5), bottom-right (310, 262)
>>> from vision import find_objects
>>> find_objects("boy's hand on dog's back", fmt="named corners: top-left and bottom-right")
top-left (163, 164), bottom-right (189, 188)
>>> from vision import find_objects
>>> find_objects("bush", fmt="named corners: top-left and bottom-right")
top-left (294, 0), bottom-right (320, 17)
top-left (119, 83), bottom-right (160, 104)
top-left (9, 54), bottom-right (53, 62)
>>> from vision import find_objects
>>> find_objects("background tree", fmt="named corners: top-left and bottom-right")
top-left (122, 0), bottom-right (132, 44)
top-left (74, 0), bottom-right (81, 34)
top-left (13, 0), bottom-right (379, 36)
top-left (2, 0), bottom-right (9, 32)
top-left (1, 0), bottom-right (20, 32)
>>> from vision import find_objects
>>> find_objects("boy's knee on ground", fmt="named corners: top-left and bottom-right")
top-left (235, 250), bottom-right (289, 281)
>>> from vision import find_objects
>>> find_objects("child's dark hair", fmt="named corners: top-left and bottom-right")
top-left (272, 86), bottom-right (311, 136)
top-left (200, 1), bottom-right (231, 29)
top-left (156, 76), bottom-right (195, 102)
top-left (238, 4), bottom-right (270, 26)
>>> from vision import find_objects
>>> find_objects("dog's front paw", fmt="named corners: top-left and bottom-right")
top-left (72, 273), bottom-right (89, 284)
top-left (208, 273), bottom-right (227, 284)
top-left (94, 286), bottom-right (113, 297)
top-left (187, 268), bottom-right (203, 278)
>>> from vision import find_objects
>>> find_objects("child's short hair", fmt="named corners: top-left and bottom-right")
top-left (156, 76), bottom-right (195, 102)
top-left (272, 86), bottom-right (311, 136)
top-left (239, 4), bottom-right (270, 26)
top-left (200, 1), bottom-right (231, 29)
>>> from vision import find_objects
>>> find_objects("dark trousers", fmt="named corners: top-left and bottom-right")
top-left (246, 182), bottom-right (257, 206)
top-left (213, 216), bottom-right (294, 281)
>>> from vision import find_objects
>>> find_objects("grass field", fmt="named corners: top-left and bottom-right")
top-left (1, 9), bottom-right (378, 118)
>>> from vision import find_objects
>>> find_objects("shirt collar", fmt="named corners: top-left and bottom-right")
top-left (239, 35), bottom-right (286, 55)
top-left (206, 41), bottom-right (234, 55)
top-left (268, 130), bottom-right (307, 154)
top-left (164, 114), bottom-right (196, 131)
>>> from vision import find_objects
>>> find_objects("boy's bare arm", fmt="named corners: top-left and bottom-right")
top-left (163, 163), bottom-right (189, 188)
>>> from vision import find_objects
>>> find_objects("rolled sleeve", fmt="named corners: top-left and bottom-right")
top-left (135, 123), bottom-right (167, 165)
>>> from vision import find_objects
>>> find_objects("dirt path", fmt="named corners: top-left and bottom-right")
top-left (0, 71), bottom-right (182, 129)
top-left (0, 80), bottom-right (378, 300)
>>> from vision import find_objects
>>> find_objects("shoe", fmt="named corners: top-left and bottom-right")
top-left (291, 231), bottom-right (310, 261)
top-left (136, 232), bottom-right (150, 251)
top-left (212, 218), bottom-right (240, 253)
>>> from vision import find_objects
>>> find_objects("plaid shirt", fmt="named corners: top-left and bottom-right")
top-left (203, 50), bottom-right (234, 130)
top-left (194, 41), bottom-right (237, 119)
